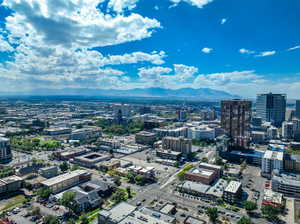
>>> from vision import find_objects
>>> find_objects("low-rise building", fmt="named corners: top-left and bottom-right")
top-left (262, 189), bottom-right (284, 207)
top-left (184, 216), bottom-right (206, 224)
top-left (41, 170), bottom-right (91, 194)
top-left (198, 163), bottom-right (222, 179)
top-left (0, 176), bottom-right (23, 195)
top-left (185, 167), bottom-right (218, 185)
top-left (44, 127), bottom-right (72, 136)
top-left (70, 127), bottom-right (101, 141)
top-left (97, 159), bottom-right (121, 172)
top-left (73, 152), bottom-right (111, 168)
top-left (135, 131), bottom-right (156, 145)
top-left (223, 181), bottom-right (242, 204)
top-left (39, 166), bottom-right (58, 179)
top-left (272, 172), bottom-right (300, 197)
top-left (156, 149), bottom-right (182, 161)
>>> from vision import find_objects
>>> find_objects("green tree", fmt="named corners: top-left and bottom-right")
top-left (177, 171), bottom-right (186, 181)
top-left (134, 175), bottom-right (146, 185)
top-left (36, 187), bottom-right (52, 200)
top-left (43, 215), bottom-right (60, 224)
top-left (244, 201), bottom-right (257, 214)
top-left (60, 192), bottom-right (79, 214)
top-left (111, 189), bottom-right (127, 203)
top-left (201, 157), bottom-right (208, 162)
top-left (261, 204), bottom-right (281, 220)
top-left (238, 216), bottom-right (252, 224)
top-left (206, 207), bottom-right (218, 223)
top-left (215, 156), bottom-right (224, 165)
top-left (79, 215), bottom-right (89, 224)
top-left (60, 161), bottom-right (70, 172)
top-left (126, 186), bottom-right (132, 198)
top-left (126, 172), bottom-right (135, 183)
top-left (31, 206), bottom-right (41, 217)
top-left (113, 176), bottom-right (121, 186)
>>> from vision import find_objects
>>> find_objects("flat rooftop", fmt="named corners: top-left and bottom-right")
top-left (225, 181), bottom-right (241, 194)
top-left (99, 202), bottom-right (136, 223)
top-left (41, 170), bottom-right (88, 187)
top-left (189, 167), bottom-right (214, 177)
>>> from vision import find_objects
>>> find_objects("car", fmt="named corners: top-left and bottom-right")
top-left (136, 202), bottom-right (142, 206)
top-left (180, 213), bottom-right (186, 217)
top-left (30, 216), bottom-right (38, 222)
top-left (142, 199), bottom-right (146, 202)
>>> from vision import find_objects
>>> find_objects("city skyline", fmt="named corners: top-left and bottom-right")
top-left (0, 0), bottom-right (300, 98)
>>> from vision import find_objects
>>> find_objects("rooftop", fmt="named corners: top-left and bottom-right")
top-left (99, 202), bottom-right (136, 223)
top-left (41, 170), bottom-right (88, 187)
top-left (224, 181), bottom-right (241, 194)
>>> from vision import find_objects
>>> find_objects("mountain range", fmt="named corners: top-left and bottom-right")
top-left (0, 88), bottom-right (239, 101)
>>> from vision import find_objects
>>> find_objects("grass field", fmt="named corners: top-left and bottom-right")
top-left (0, 195), bottom-right (27, 212)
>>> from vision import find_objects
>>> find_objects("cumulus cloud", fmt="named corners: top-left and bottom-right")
top-left (239, 48), bottom-right (255, 55)
top-left (107, 0), bottom-right (140, 13)
top-left (0, 36), bottom-right (13, 52)
top-left (138, 64), bottom-right (198, 88)
top-left (287, 45), bottom-right (300, 51)
top-left (220, 18), bottom-right (227, 24)
top-left (2, 0), bottom-right (161, 49)
top-left (170, 0), bottom-right (213, 8)
top-left (256, 50), bottom-right (276, 57)
top-left (201, 47), bottom-right (213, 54)
top-left (0, 0), bottom-right (165, 90)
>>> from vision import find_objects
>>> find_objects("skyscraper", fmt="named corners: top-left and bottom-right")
top-left (0, 137), bottom-right (12, 163)
top-left (296, 100), bottom-right (300, 119)
top-left (256, 93), bottom-right (286, 127)
top-left (221, 99), bottom-right (252, 149)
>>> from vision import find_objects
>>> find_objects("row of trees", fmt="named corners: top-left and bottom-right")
top-left (11, 137), bottom-right (60, 152)
top-left (206, 207), bottom-right (252, 224)
top-left (96, 119), bottom-right (145, 136)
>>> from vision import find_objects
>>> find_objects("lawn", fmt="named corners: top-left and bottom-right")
top-left (0, 195), bottom-right (27, 212)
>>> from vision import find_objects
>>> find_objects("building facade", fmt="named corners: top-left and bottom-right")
top-left (221, 99), bottom-right (252, 149)
top-left (256, 93), bottom-right (286, 127)
top-left (0, 137), bottom-right (12, 163)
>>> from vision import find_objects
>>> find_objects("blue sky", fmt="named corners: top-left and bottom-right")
top-left (0, 0), bottom-right (300, 98)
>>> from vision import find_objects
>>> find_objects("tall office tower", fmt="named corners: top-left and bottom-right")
top-left (293, 119), bottom-right (300, 141)
top-left (256, 93), bottom-right (286, 127)
top-left (282, 121), bottom-right (294, 139)
top-left (177, 110), bottom-right (187, 122)
top-left (296, 100), bottom-right (300, 119)
top-left (0, 137), bottom-right (12, 163)
top-left (221, 99), bottom-right (252, 149)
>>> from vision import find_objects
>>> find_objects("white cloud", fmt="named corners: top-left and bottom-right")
top-left (256, 50), bottom-right (276, 57)
top-left (2, 0), bottom-right (161, 49)
top-left (239, 48), bottom-right (255, 55)
top-left (287, 45), bottom-right (300, 51)
top-left (201, 47), bottom-right (213, 54)
top-left (138, 64), bottom-right (198, 88)
top-left (102, 51), bottom-right (167, 65)
top-left (170, 0), bottom-right (213, 8)
top-left (220, 18), bottom-right (227, 25)
top-left (107, 0), bottom-right (139, 13)
top-left (0, 36), bottom-right (13, 52)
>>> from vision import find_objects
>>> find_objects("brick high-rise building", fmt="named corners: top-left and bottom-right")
top-left (221, 99), bottom-right (252, 149)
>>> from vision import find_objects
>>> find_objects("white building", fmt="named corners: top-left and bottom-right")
top-left (187, 126), bottom-right (215, 140)
top-left (282, 121), bottom-right (294, 139)
top-left (261, 150), bottom-right (284, 177)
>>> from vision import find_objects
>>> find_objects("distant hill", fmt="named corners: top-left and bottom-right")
top-left (0, 87), bottom-right (239, 100)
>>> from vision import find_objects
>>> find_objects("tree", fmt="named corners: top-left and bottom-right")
top-left (261, 204), bottom-right (281, 220)
top-left (79, 215), bottom-right (89, 224)
top-left (126, 186), bottom-right (132, 198)
top-left (134, 175), bottom-right (146, 185)
top-left (146, 156), bottom-right (151, 163)
top-left (238, 216), bottom-right (252, 224)
top-left (177, 171), bottom-right (186, 181)
top-left (215, 156), bottom-right (224, 166)
top-left (37, 187), bottom-right (52, 200)
top-left (60, 192), bottom-right (79, 214)
top-left (244, 201), bottom-right (257, 214)
top-left (111, 189), bottom-right (127, 203)
top-left (201, 157), bottom-right (208, 163)
top-left (31, 207), bottom-right (41, 217)
top-left (60, 161), bottom-right (70, 172)
top-left (43, 215), bottom-right (60, 224)
top-left (126, 172), bottom-right (135, 183)
top-left (206, 207), bottom-right (218, 223)
top-left (113, 176), bottom-right (121, 186)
